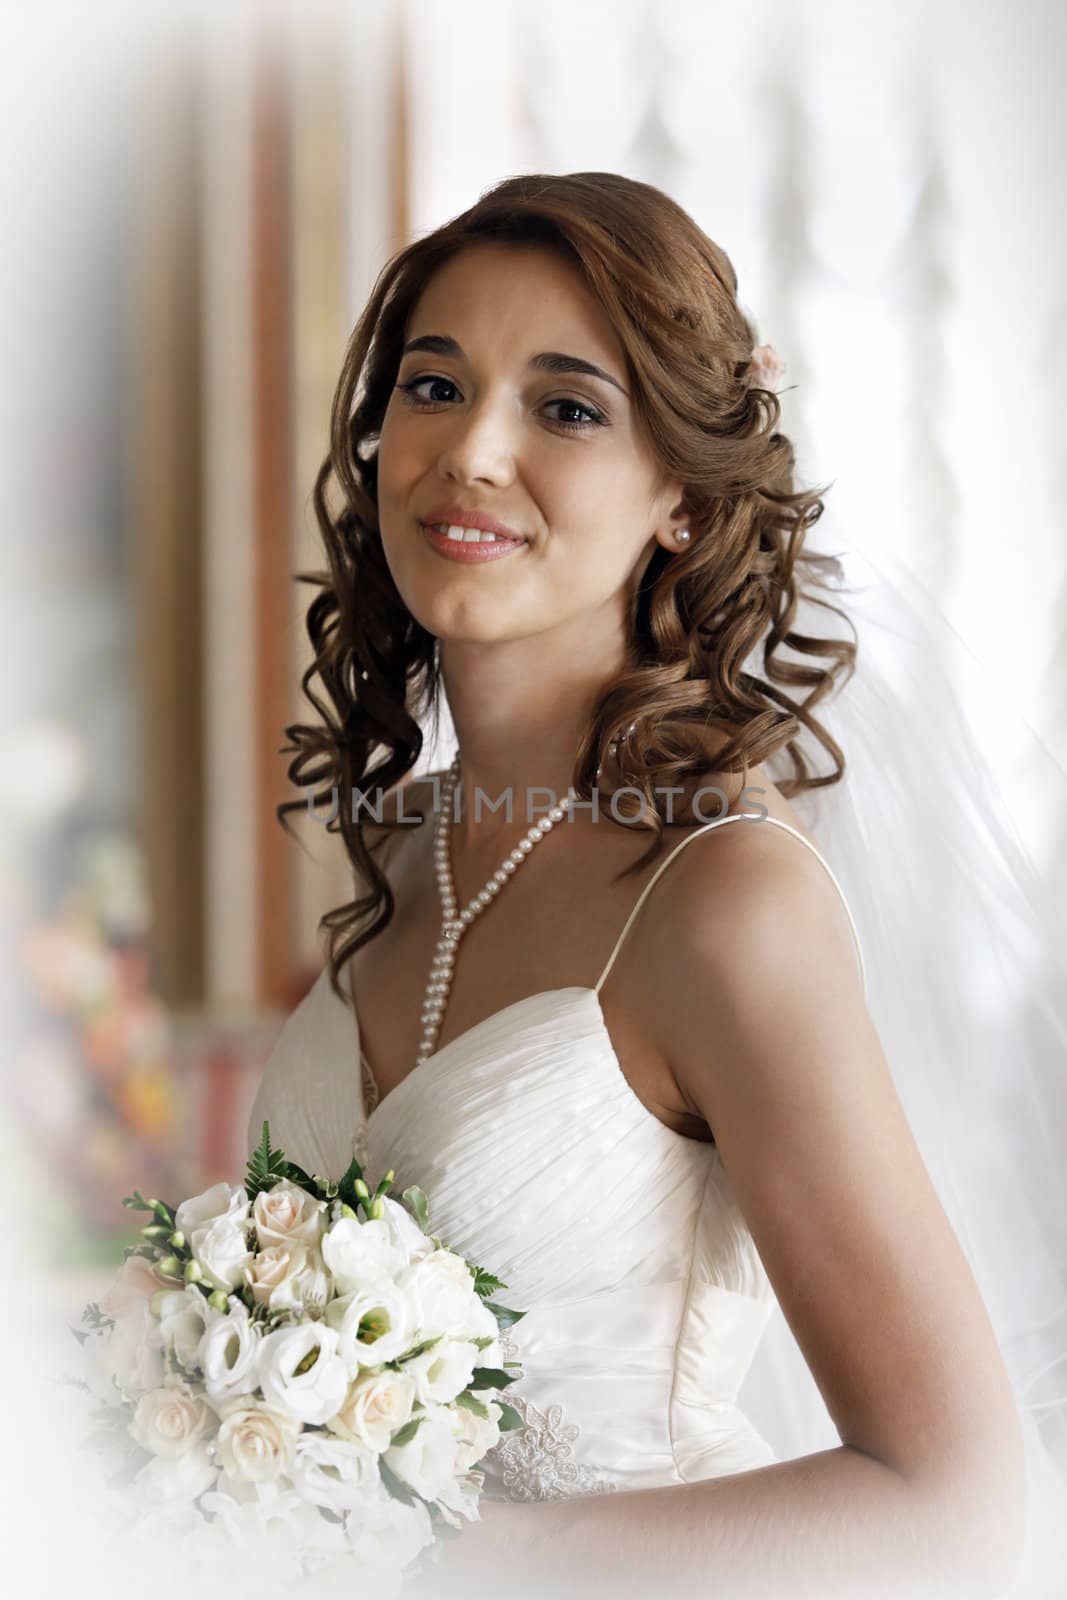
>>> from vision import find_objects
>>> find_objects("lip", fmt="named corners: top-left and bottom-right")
top-left (421, 523), bottom-right (528, 564)
top-left (419, 504), bottom-right (527, 542)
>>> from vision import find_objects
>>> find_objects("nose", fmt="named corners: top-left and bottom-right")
top-left (434, 392), bottom-right (516, 488)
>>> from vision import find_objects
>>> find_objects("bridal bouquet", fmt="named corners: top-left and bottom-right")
top-left (69, 1121), bottom-right (525, 1593)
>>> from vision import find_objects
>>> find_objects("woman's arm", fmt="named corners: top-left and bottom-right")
top-left (442, 823), bottom-right (1029, 1600)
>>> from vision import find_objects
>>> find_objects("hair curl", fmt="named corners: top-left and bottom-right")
top-left (278, 171), bottom-right (858, 1000)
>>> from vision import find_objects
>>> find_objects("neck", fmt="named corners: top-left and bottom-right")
top-left (436, 639), bottom-right (624, 850)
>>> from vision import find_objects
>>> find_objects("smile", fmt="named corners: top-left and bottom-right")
top-left (420, 522), bottom-right (528, 564)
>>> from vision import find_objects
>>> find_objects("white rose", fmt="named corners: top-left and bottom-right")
top-left (345, 1478), bottom-right (435, 1575)
top-left (130, 1376), bottom-right (217, 1459)
top-left (243, 1241), bottom-right (308, 1310)
top-left (403, 1338), bottom-right (479, 1406)
top-left (198, 1296), bottom-right (262, 1407)
top-left (193, 1213), bottom-right (254, 1295)
top-left (175, 1180), bottom-right (249, 1237)
top-left (155, 1282), bottom-right (220, 1370)
top-left (173, 1182), bottom-right (252, 1293)
top-left (324, 1281), bottom-right (417, 1373)
top-left (132, 1440), bottom-right (218, 1505)
top-left (289, 1429), bottom-right (381, 1513)
top-left (214, 1398), bottom-right (302, 1484)
top-left (254, 1321), bottom-right (350, 1425)
top-left (451, 1397), bottom-right (503, 1471)
top-left (384, 1403), bottom-right (462, 1500)
top-left (321, 1215), bottom-right (408, 1296)
top-left (252, 1179), bottom-right (326, 1251)
top-left (83, 1301), bottom-right (165, 1404)
top-left (326, 1367), bottom-right (416, 1453)
top-left (397, 1249), bottom-right (478, 1342)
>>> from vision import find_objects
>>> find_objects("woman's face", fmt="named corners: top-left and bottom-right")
top-left (375, 241), bottom-right (686, 650)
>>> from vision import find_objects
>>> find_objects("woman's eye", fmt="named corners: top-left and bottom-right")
top-left (393, 376), bottom-right (607, 435)
top-left (542, 398), bottom-right (607, 434)
top-left (395, 375), bottom-right (459, 406)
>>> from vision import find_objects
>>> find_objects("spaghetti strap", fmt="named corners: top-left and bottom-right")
top-left (593, 815), bottom-right (867, 999)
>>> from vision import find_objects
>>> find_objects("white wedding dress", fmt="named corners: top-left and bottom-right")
top-left (246, 809), bottom-right (868, 1503)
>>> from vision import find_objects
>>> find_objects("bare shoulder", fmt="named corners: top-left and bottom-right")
top-left (643, 780), bottom-right (1023, 1523)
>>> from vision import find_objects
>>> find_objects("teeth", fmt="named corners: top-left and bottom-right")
top-left (433, 523), bottom-right (512, 544)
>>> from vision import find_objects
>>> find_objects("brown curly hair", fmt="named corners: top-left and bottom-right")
top-left (278, 171), bottom-right (858, 1000)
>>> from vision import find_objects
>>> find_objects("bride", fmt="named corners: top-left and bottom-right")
top-left (247, 172), bottom-right (1058, 1598)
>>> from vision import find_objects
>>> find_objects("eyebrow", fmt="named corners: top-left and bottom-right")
top-left (400, 334), bottom-right (629, 398)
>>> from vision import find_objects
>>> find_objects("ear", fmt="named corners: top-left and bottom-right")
top-left (654, 483), bottom-right (693, 552)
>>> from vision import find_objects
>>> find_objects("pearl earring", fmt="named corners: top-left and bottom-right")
top-left (676, 528), bottom-right (691, 544)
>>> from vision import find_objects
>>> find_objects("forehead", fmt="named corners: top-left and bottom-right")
top-left (405, 240), bottom-right (626, 369)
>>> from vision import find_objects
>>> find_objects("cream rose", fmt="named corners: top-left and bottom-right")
top-left (130, 1377), bottom-right (217, 1459)
top-left (243, 1241), bottom-right (308, 1310)
top-left (252, 1179), bottom-right (326, 1250)
top-left (83, 1301), bottom-right (165, 1405)
top-left (214, 1398), bottom-right (302, 1484)
top-left (326, 1367), bottom-right (416, 1453)
top-left (99, 1254), bottom-right (172, 1320)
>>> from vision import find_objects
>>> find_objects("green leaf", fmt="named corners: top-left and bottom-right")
top-left (453, 1391), bottom-right (490, 1420)
top-left (495, 1401), bottom-right (523, 1432)
top-left (471, 1266), bottom-right (508, 1298)
top-left (468, 1366), bottom-right (518, 1392)
top-left (402, 1186), bottom-right (429, 1233)
top-left (337, 1153), bottom-right (365, 1212)
top-left (482, 1300), bottom-right (526, 1332)
top-left (397, 1334), bottom-right (443, 1362)
top-left (388, 1414), bottom-right (425, 1448)
top-left (379, 1457), bottom-right (421, 1506)
top-left (244, 1122), bottom-right (288, 1202)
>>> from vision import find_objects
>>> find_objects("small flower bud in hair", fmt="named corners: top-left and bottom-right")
top-left (747, 342), bottom-right (786, 389)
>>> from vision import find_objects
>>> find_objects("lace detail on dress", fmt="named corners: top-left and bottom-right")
top-left (361, 1049), bottom-right (380, 1116)
top-left (484, 1328), bottom-right (620, 1502)
top-left (352, 1049), bottom-right (377, 1170)
top-left (352, 1119), bottom-right (369, 1170)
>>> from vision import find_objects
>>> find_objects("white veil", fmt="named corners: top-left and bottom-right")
top-left (739, 533), bottom-right (1067, 1590)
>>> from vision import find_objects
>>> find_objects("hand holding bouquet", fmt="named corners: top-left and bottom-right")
top-left (70, 1122), bottom-right (525, 1593)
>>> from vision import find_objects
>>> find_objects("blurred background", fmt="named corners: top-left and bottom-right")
top-left (2, 0), bottom-right (1065, 1446)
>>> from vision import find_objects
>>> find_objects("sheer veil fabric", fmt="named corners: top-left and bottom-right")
top-left (414, 534), bottom-right (1067, 1587)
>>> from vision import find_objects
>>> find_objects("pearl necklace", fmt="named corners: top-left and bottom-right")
top-left (417, 751), bottom-right (578, 1066)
